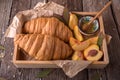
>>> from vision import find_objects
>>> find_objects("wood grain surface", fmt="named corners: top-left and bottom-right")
top-left (0, 0), bottom-right (13, 80)
top-left (83, 0), bottom-right (120, 80)
top-left (0, 0), bottom-right (120, 80)
top-left (111, 0), bottom-right (120, 37)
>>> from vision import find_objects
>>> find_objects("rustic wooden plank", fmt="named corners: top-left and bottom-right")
top-left (87, 69), bottom-right (107, 80)
top-left (0, 0), bottom-right (12, 62)
top-left (66, 0), bottom-right (83, 11)
top-left (5, 0), bottom-right (46, 80)
top-left (0, 0), bottom-right (13, 79)
top-left (4, 0), bottom-right (46, 80)
top-left (0, 0), bottom-right (37, 80)
top-left (0, 0), bottom-right (31, 79)
top-left (83, 0), bottom-right (120, 80)
top-left (48, 0), bottom-right (82, 11)
top-left (111, 0), bottom-right (120, 37)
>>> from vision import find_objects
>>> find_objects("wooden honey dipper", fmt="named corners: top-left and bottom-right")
top-left (82, 1), bottom-right (112, 31)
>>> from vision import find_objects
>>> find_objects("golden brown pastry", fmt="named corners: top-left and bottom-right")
top-left (14, 34), bottom-right (73, 60)
top-left (23, 17), bottom-right (73, 42)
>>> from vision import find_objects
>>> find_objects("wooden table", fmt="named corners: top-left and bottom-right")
top-left (0, 0), bottom-right (120, 80)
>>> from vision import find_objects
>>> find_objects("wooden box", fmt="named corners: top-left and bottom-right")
top-left (13, 12), bottom-right (109, 69)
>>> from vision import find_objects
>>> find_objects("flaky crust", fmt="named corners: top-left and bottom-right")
top-left (23, 17), bottom-right (73, 42)
top-left (14, 34), bottom-right (73, 60)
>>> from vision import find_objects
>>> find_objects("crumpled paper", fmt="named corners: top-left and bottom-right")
top-left (5, 1), bottom-right (64, 38)
top-left (53, 60), bottom-right (92, 78)
top-left (5, 1), bottom-right (111, 78)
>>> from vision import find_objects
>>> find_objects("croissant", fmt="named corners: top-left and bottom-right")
top-left (14, 34), bottom-right (73, 60)
top-left (23, 17), bottom-right (73, 42)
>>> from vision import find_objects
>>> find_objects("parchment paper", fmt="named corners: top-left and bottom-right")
top-left (5, 2), bottom-right (110, 78)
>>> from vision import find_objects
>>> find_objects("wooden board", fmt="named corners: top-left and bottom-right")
top-left (1, 0), bottom-right (120, 80)
top-left (83, 0), bottom-right (120, 80)
top-left (112, 0), bottom-right (120, 37)
top-left (0, 0), bottom-right (45, 80)
top-left (0, 0), bottom-right (13, 79)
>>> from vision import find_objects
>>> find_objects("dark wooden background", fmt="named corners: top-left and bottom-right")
top-left (0, 0), bottom-right (120, 80)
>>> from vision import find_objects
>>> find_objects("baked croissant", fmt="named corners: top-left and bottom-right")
top-left (23, 17), bottom-right (73, 42)
top-left (14, 34), bottom-right (73, 60)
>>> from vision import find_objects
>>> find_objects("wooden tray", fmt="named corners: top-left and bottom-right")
top-left (13, 12), bottom-right (109, 69)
